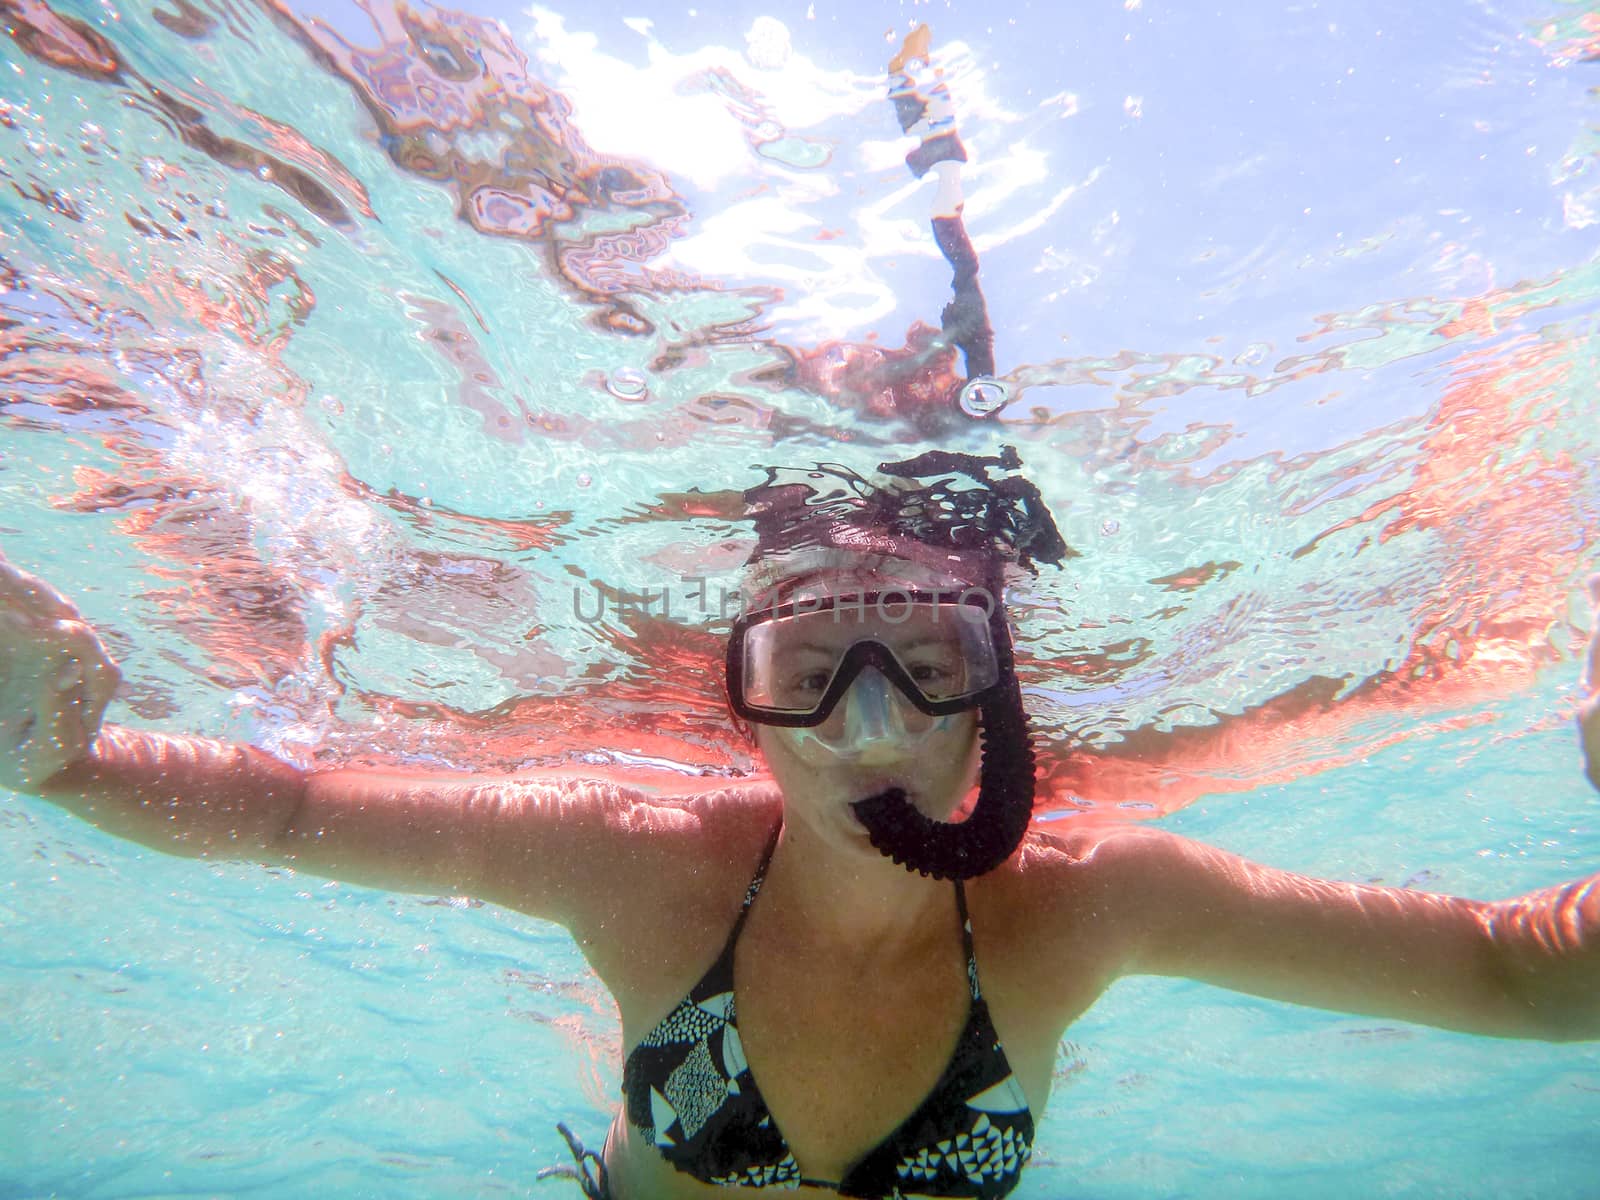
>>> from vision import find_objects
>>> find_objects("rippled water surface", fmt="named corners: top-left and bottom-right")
top-left (3, 0), bottom-right (1599, 1196)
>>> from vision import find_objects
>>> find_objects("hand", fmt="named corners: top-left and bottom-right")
top-left (0, 558), bottom-right (121, 794)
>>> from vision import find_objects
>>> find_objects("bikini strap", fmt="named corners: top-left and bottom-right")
top-left (954, 880), bottom-right (982, 1001)
top-left (727, 821), bottom-right (783, 944)
top-left (537, 1121), bottom-right (611, 1198)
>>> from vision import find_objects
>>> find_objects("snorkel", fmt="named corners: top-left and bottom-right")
top-left (847, 566), bottom-right (1034, 881)
top-left (733, 448), bottom-right (1070, 882)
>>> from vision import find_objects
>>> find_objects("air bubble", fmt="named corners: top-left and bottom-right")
top-left (1101, 519), bottom-right (1120, 536)
top-left (957, 378), bottom-right (1009, 417)
top-left (577, 472), bottom-right (593, 488)
top-left (605, 367), bottom-right (649, 401)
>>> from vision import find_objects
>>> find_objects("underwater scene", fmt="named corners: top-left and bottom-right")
top-left (2, 0), bottom-right (1599, 1195)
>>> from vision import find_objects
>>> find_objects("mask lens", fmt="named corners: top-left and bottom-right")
top-left (784, 668), bottom-right (953, 760)
top-left (827, 668), bottom-right (939, 739)
top-left (734, 592), bottom-right (998, 722)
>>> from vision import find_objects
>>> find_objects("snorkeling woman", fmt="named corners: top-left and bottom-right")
top-left (2, 452), bottom-right (1599, 1200)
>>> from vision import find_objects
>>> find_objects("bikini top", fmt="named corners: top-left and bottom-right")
top-left (621, 827), bottom-right (1034, 1198)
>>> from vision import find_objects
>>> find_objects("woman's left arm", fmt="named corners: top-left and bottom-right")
top-left (1084, 825), bottom-right (1599, 1042)
top-left (1071, 577), bottom-right (1600, 1042)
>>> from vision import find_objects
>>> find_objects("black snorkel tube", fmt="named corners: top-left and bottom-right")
top-left (849, 578), bottom-right (1034, 881)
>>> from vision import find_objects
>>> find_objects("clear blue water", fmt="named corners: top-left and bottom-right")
top-left (3, 0), bottom-right (1599, 1195)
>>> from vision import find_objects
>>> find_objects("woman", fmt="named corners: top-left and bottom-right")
top-left (2, 456), bottom-right (1598, 1200)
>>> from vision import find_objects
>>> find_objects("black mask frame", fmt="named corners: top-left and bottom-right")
top-left (725, 590), bottom-right (1003, 727)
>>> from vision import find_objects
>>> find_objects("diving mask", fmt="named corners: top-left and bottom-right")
top-left (726, 589), bottom-right (1002, 759)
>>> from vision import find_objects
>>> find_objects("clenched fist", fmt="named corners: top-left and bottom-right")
top-left (0, 558), bottom-right (121, 794)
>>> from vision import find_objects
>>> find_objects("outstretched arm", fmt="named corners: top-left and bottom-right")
top-left (1028, 575), bottom-right (1600, 1040)
top-left (37, 730), bottom-right (662, 922)
top-left (1077, 825), bottom-right (1599, 1042)
top-left (1, 559), bottom-right (674, 926)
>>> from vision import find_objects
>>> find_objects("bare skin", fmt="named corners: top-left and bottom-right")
top-left (4, 558), bottom-right (1600, 1199)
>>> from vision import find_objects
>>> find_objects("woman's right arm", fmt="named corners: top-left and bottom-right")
top-left (36, 731), bottom-right (667, 922)
top-left (1, 559), bottom-right (684, 926)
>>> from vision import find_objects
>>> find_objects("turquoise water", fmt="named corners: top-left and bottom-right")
top-left (3, 0), bottom-right (1600, 1195)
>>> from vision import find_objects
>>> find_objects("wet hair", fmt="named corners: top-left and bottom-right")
top-left (740, 446), bottom-right (1073, 601)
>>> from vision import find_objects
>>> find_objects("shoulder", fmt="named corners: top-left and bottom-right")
top-left (980, 821), bottom-right (1185, 902)
top-left (959, 825), bottom-right (1185, 1045)
top-left (490, 772), bottom-right (782, 850)
top-left (602, 779), bottom-right (783, 858)
top-left (968, 823), bottom-right (1205, 970)
top-left (539, 776), bottom-right (782, 923)
top-left (555, 780), bottom-right (784, 1004)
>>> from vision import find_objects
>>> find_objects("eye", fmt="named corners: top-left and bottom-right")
top-left (775, 667), bottom-right (832, 704)
top-left (794, 669), bottom-right (830, 693)
top-left (909, 662), bottom-right (960, 691)
top-left (904, 653), bottom-right (964, 696)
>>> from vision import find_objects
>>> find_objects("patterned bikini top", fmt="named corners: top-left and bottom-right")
top-left (621, 827), bottom-right (1034, 1198)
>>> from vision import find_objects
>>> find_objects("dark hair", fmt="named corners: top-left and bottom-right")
top-left (741, 447), bottom-right (1073, 589)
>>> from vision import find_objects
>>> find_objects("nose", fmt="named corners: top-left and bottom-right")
top-left (839, 670), bottom-right (907, 762)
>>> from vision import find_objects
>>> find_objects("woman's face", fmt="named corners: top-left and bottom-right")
top-left (734, 559), bottom-right (996, 852)
top-left (749, 599), bottom-right (985, 852)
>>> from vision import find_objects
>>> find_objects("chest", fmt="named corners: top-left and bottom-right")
top-left (732, 925), bottom-right (976, 1181)
top-left (609, 851), bottom-right (1116, 1190)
